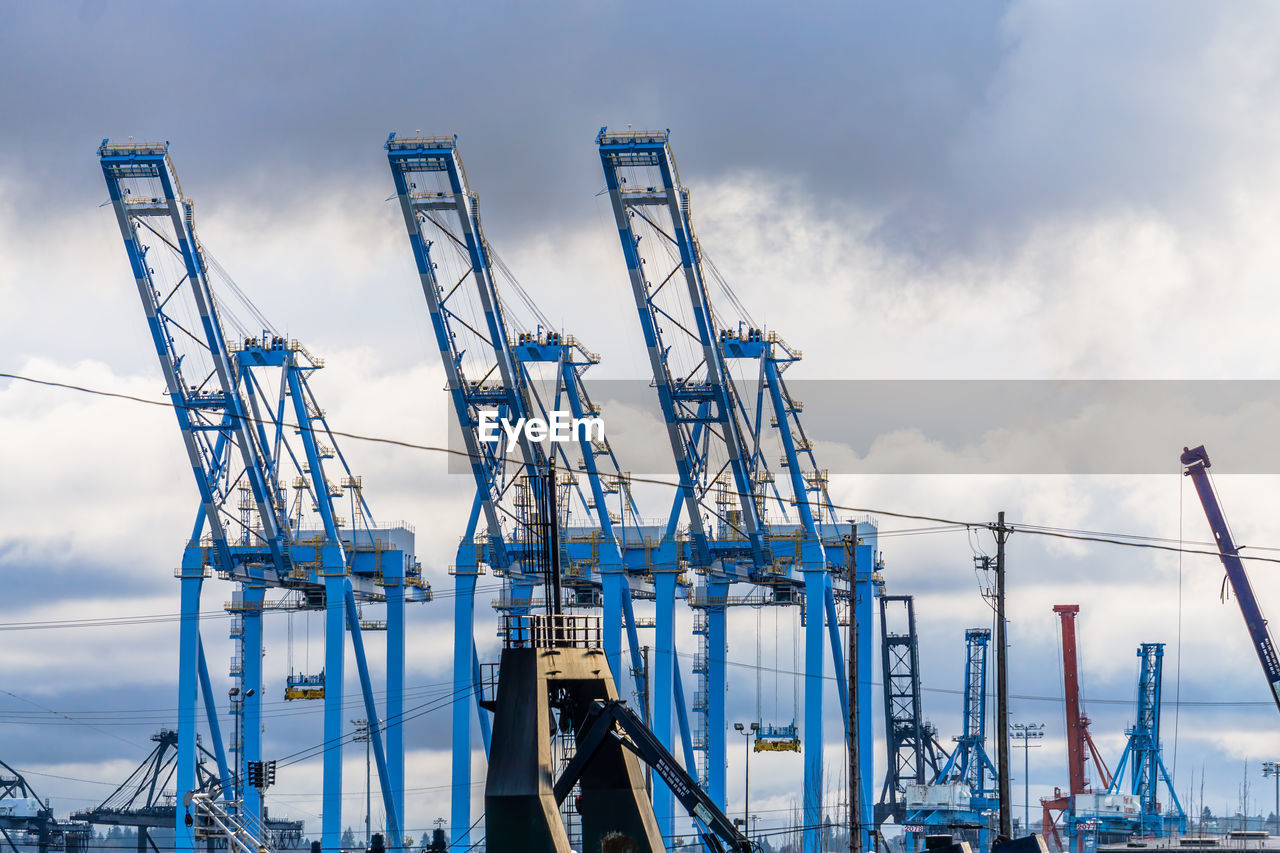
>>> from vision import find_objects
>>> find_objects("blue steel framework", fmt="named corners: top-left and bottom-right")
top-left (596, 127), bottom-right (878, 853)
top-left (905, 628), bottom-right (998, 852)
top-left (99, 141), bottom-right (430, 853)
top-left (384, 135), bottom-right (670, 851)
top-left (1070, 644), bottom-right (1185, 848)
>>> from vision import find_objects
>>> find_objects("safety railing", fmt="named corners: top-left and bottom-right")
top-left (502, 613), bottom-right (601, 650)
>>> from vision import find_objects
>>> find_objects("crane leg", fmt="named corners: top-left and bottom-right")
top-left (450, 569), bottom-right (478, 851)
top-left (176, 569), bottom-right (203, 853)
top-left (803, 569), bottom-right (826, 853)
top-left (321, 571), bottom-right (345, 853)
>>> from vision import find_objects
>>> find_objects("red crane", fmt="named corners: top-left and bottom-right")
top-left (1041, 605), bottom-right (1113, 851)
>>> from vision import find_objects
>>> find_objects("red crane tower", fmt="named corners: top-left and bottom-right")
top-left (1041, 605), bottom-right (1113, 851)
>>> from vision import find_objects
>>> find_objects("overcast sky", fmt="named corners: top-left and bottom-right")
top-left (5, 0), bottom-right (1280, 842)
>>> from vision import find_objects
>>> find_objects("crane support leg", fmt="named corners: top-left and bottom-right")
top-left (322, 571), bottom-right (345, 853)
top-left (387, 557), bottom-right (407, 847)
top-left (242, 584), bottom-right (265, 829)
top-left (673, 652), bottom-right (699, 778)
top-left (653, 570), bottom-right (678, 838)
top-left (824, 580), bottom-right (849, 736)
top-left (707, 581), bottom-right (729, 808)
top-left (471, 643), bottom-right (491, 754)
top-left (803, 568), bottom-right (826, 853)
top-left (621, 591), bottom-right (647, 722)
top-left (176, 568), bottom-right (203, 853)
top-left (197, 637), bottom-right (231, 793)
top-left (450, 567), bottom-right (478, 851)
top-left (606, 573), bottom-right (649, 717)
top-left (855, 532), bottom-right (879, 841)
top-left (603, 571), bottom-right (626, 692)
top-left (344, 588), bottom-right (403, 850)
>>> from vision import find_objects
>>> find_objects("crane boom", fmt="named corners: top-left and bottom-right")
top-left (385, 134), bottom-right (537, 573)
top-left (596, 127), bottom-right (768, 568)
top-left (1181, 445), bottom-right (1280, 714)
top-left (98, 140), bottom-right (288, 572)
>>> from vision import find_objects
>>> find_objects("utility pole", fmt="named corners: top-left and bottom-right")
top-left (995, 511), bottom-right (1013, 840)
top-left (848, 535), bottom-right (861, 853)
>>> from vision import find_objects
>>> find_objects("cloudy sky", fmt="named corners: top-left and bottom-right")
top-left (5, 0), bottom-right (1280, 843)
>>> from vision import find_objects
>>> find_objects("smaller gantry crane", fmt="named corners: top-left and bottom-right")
top-left (903, 628), bottom-right (999, 852)
top-left (1072, 644), bottom-right (1184, 845)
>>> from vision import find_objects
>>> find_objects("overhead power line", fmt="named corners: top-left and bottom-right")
top-left (2, 370), bottom-right (1274, 566)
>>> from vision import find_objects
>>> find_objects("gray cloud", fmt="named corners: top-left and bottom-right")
top-left (0, 1), bottom-right (1011, 234)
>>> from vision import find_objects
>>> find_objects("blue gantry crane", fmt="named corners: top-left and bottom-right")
top-left (596, 127), bottom-right (879, 852)
top-left (384, 134), bottom-right (670, 851)
top-left (904, 627), bottom-right (999, 852)
top-left (99, 141), bottom-right (430, 853)
top-left (1070, 644), bottom-right (1185, 850)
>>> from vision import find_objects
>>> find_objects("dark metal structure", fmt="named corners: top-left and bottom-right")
top-left (876, 595), bottom-right (947, 827)
top-left (483, 613), bottom-right (752, 853)
top-left (557, 700), bottom-right (753, 853)
top-left (483, 614), bottom-right (661, 853)
top-left (0, 758), bottom-right (90, 853)
top-left (72, 731), bottom-right (303, 852)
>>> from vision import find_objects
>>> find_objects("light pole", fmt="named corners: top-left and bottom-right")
top-left (229, 687), bottom-right (240, 804)
top-left (1011, 722), bottom-right (1044, 834)
top-left (734, 722), bottom-right (760, 842)
top-left (229, 687), bottom-right (255, 806)
top-left (1263, 762), bottom-right (1280, 835)
top-left (353, 719), bottom-right (371, 847)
